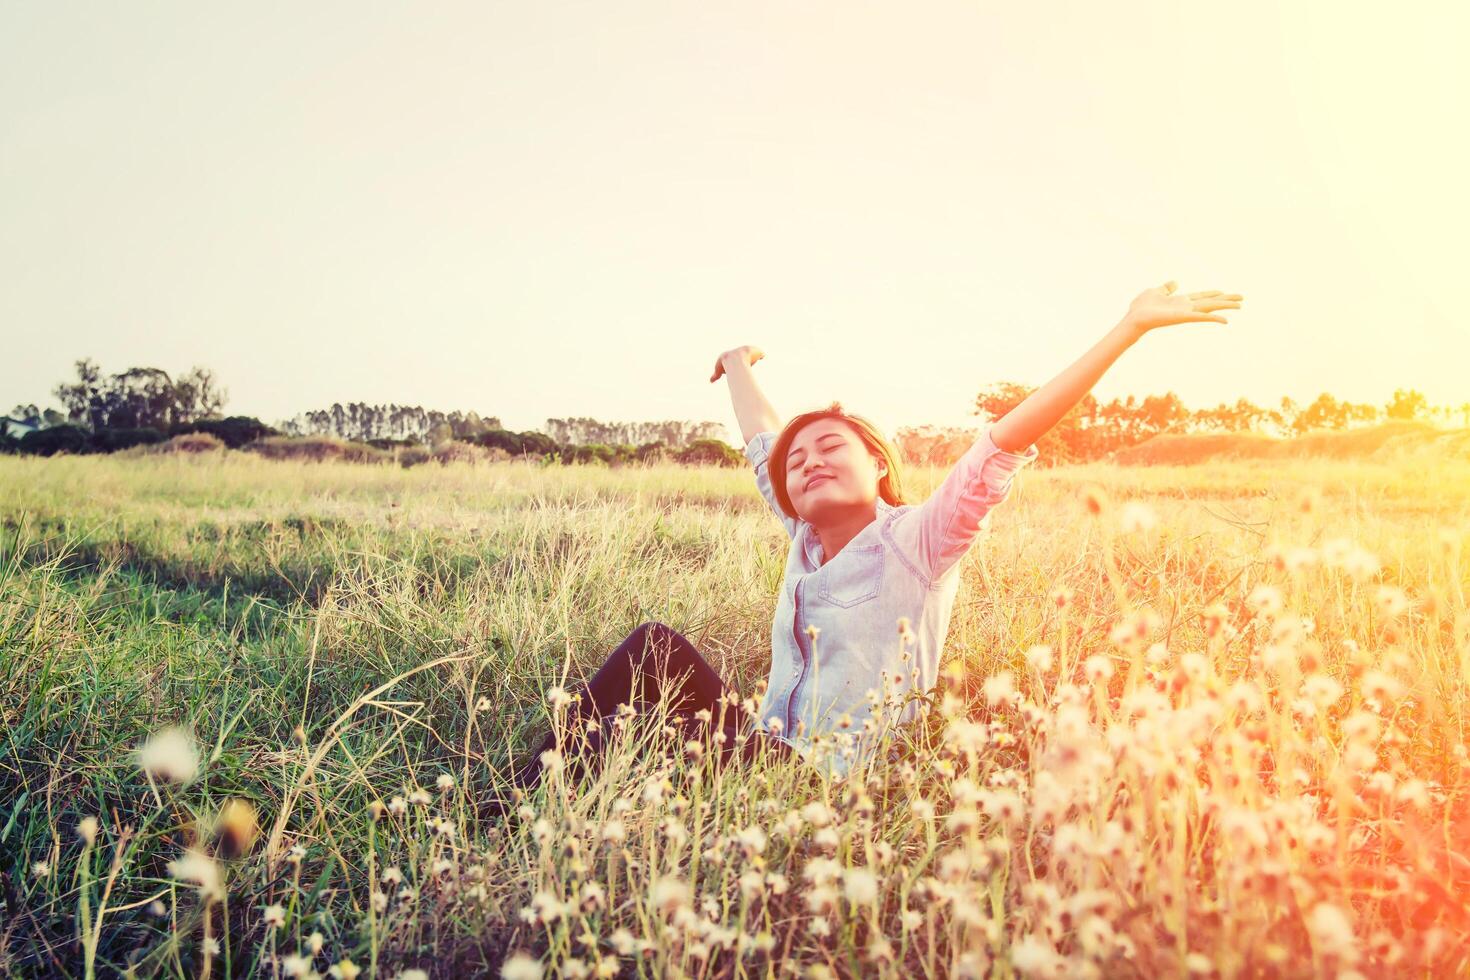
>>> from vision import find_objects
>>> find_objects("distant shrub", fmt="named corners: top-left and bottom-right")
top-left (472, 428), bottom-right (523, 455)
top-left (634, 441), bottom-right (669, 464)
top-left (369, 437), bottom-right (420, 451)
top-left (607, 443), bottom-right (641, 467)
top-left (19, 424), bottom-right (93, 457)
top-left (245, 436), bottom-right (391, 464)
top-left (170, 416), bottom-right (277, 449)
top-left (516, 432), bottom-right (560, 458)
top-left (159, 432), bottom-right (227, 454)
top-left (469, 428), bottom-right (562, 460)
top-left (92, 427), bottom-right (167, 453)
top-left (431, 441), bottom-right (491, 466)
top-left (676, 438), bottom-right (744, 467)
top-left (398, 445), bottom-right (432, 468)
top-left (561, 443), bottom-right (616, 465)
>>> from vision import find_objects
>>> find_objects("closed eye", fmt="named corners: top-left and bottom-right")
top-left (789, 437), bottom-right (844, 467)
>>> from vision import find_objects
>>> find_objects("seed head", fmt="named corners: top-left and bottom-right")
top-left (844, 867), bottom-right (879, 906)
top-left (214, 799), bottom-right (260, 859)
top-left (1119, 501), bottom-right (1158, 534)
top-left (136, 727), bottom-right (201, 785)
top-left (168, 848), bottom-right (224, 902)
top-left (328, 961), bottom-right (363, 980)
top-left (650, 876), bottom-right (691, 916)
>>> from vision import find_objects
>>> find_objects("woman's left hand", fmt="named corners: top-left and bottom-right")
top-left (1124, 281), bottom-right (1243, 335)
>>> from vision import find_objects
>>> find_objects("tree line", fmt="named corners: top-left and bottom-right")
top-left (3, 358), bottom-right (1465, 466)
top-left (1, 359), bottom-right (744, 466)
top-left (888, 383), bottom-right (1467, 466)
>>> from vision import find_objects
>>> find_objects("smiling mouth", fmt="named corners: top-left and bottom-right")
top-left (805, 475), bottom-right (833, 492)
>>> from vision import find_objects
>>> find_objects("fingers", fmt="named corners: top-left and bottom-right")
top-left (712, 346), bottom-right (765, 382)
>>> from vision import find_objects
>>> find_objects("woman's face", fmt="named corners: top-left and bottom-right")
top-left (783, 418), bottom-right (887, 525)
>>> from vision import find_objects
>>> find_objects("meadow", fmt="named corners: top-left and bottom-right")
top-left (2, 448), bottom-right (1467, 978)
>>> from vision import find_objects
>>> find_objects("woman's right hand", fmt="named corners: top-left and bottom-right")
top-left (709, 345), bottom-right (765, 383)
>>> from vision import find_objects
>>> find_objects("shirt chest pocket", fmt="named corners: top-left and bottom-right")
top-left (817, 544), bottom-right (884, 608)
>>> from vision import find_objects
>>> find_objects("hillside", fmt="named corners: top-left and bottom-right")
top-left (1112, 419), bottom-right (1470, 465)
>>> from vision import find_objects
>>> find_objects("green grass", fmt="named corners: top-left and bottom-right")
top-left (2, 450), bottom-right (1468, 978)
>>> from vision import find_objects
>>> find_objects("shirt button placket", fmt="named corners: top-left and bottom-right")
top-left (785, 575), bottom-right (809, 735)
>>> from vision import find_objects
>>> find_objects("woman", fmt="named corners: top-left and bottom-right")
top-left (498, 281), bottom-right (1242, 804)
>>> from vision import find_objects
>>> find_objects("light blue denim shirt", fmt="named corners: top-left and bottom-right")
top-left (743, 426), bottom-right (1039, 780)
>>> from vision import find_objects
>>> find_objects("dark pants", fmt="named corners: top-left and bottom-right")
top-left (510, 621), bottom-right (795, 791)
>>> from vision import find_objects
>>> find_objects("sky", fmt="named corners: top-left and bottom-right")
top-left (3, 1), bottom-right (1466, 443)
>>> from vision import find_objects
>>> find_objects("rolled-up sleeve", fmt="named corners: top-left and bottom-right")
top-left (745, 432), bottom-right (804, 541)
top-left (897, 426), bottom-right (1038, 580)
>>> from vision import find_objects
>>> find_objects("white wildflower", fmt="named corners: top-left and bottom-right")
top-left (167, 848), bottom-right (224, 902)
top-left (136, 727), bottom-right (201, 785)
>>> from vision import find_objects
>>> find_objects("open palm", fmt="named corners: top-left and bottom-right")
top-left (1126, 281), bottom-right (1243, 334)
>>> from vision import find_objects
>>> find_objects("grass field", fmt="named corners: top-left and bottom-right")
top-left (2, 450), bottom-right (1468, 978)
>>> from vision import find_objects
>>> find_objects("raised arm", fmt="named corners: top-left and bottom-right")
top-left (898, 280), bottom-right (1243, 581)
top-left (989, 281), bottom-right (1243, 452)
top-left (711, 345), bottom-right (781, 445)
top-left (897, 425), bottom-right (1040, 581)
top-left (712, 346), bottom-right (803, 540)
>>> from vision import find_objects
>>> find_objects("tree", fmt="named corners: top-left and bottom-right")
top-left (1342, 401), bottom-right (1379, 427)
top-left (53, 358), bottom-right (106, 429)
top-left (542, 416), bottom-right (726, 450)
top-left (1295, 393), bottom-right (1344, 432)
top-left (52, 359), bottom-right (227, 430)
top-left (1266, 397), bottom-right (1299, 438)
top-left (972, 382), bottom-right (1102, 465)
top-left (1191, 398), bottom-right (1268, 433)
top-left (893, 425), bottom-right (981, 466)
top-left (1139, 393), bottom-right (1190, 435)
top-left (278, 403), bottom-right (503, 443)
top-left (171, 367), bottom-right (227, 422)
top-left (1386, 388), bottom-right (1428, 421)
top-left (7, 403), bottom-right (42, 426)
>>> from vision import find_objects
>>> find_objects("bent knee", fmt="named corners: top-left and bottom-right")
top-left (634, 620), bottom-right (675, 641)
top-left (631, 620), bottom-right (678, 657)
